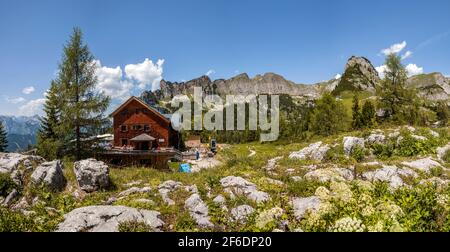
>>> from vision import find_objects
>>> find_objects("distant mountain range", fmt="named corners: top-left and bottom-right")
top-left (142, 56), bottom-right (450, 103)
top-left (0, 115), bottom-right (40, 152)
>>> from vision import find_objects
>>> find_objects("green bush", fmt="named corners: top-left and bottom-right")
top-left (0, 207), bottom-right (35, 232)
top-left (443, 149), bottom-right (450, 163)
top-left (0, 173), bottom-right (17, 197)
top-left (350, 145), bottom-right (367, 163)
top-left (118, 219), bottom-right (153, 232)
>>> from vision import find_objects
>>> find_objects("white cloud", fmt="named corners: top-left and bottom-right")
top-left (94, 60), bottom-right (133, 100)
top-left (376, 64), bottom-right (424, 78)
top-left (376, 65), bottom-right (388, 78)
top-left (205, 69), bottom-right (215, 76)
top-left (18, 98), bottom-right (46, 116)
top-left (5, 96), bottom-right (26, 104)
top-left (405, 64), bottom-right (424, 76)
top-left (22, 86), bottom-right (35, 95)
top-left (401, 51), bottom-right (413, 60)
top-left (125, 58), bottom-right (164, 91)
top-left (334, 74), bottom-right (342, 80)
top-left (381, 41), bottom-right (407, 55)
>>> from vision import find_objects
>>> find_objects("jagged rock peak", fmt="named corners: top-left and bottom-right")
top-left (332, 56), bottom-right (380, 95)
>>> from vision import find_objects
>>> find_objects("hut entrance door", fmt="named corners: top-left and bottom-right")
top-left (141, 141), bottom-right (150, 151)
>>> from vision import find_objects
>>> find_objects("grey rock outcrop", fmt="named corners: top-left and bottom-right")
top-left (230, 205), bottom-right (255, 223)
top-left (290, 196), bottom-right (321, 220)
top-left (56, 205), bottom-right (164, 232)
top-left (31, 160), bottom-right (65, 191)
top-left (220, 176), bottom-right (270, 203)
top-left (73, 159), bottom-right (110, 192)
top-left (289, 142), bottom-right (330, 161)
top-left (185, 193), bottom-right (213, 228)
top-left (343, 137), bottom-right (365, 155)
top-left (362, 165), bottom-right (418, 189)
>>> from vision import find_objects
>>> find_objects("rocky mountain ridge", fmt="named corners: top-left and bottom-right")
top-left (142, 56), bottom-right (449, 103)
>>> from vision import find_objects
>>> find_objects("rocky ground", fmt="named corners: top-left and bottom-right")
top-left (0, 125), bottom-right (449, 232)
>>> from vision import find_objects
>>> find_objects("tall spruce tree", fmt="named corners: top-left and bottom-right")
top-left (0, 121), bottom-right (7, 152)
top-left (360, 100), bottom-right (376, 128)
top-left (36, 80), bottom-right (62, 159)
top-left (309, 93), bottom-right (350, 136)
top-left (56, 27), bottom-right (110, 160)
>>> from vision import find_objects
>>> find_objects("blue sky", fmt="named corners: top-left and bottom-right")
top-left (1, 0), bottom-right (450, 116)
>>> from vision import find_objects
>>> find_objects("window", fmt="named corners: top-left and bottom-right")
top-left (144, 125), bottom-right (150, 132)
top-left (121, 139), bottom-right (128, 146)
top-left (120, 125), bottom-right (128, 132)
top-left (133, 124), bottom-right (142, 131)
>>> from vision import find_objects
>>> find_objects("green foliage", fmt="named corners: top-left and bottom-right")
top-left (351, 94), bottom-right (363, 130)
top-left (287, 179), bottom-right (329, 197)
top-left (54, 27), bottom-right (110, 160)
top-left (309, 93), bottom-right (350, 136)
top-left (0, 207), bottom-right (35, 232)
top-left (0, 173), bottom-right (17, 197)
top-left (377, 54), bottom-right (420, 125)
top-left (443, 149), bottom-right (450, 163)
top-left (350, 145), bottom-right (367, 163)
top-left (118, 219), bottom-right (153, 232)
top-left (0, 121), bottom-right (7, 152)
top-left (360, 100), bottom-right (376, 128)
top-left (394, 134), bottom-right (438, 157)
top-left (436, 101), bottom-right (450, 126)
top-left (37, 81), bottom-right (63, 160)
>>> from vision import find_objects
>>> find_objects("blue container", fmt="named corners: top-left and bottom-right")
top-left (179, 163), bottom-right (191, 173)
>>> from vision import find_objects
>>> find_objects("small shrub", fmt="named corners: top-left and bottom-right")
top-left (118, 219), bottom-right (153, 232)
top-left (443, 149), bottom-right (450, 163)
top-left (0, 173), bottom-right (17, 197)
top-left (350, 145), bottom-right (367, 163)
top-left (287, 179), bottom-right (329, 197)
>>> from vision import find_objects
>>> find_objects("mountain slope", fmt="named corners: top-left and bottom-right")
top-left (0, 115), bottom-right (40, 152)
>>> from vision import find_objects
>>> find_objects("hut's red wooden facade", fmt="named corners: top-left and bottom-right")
top-left (110, 96), bottom-right (179, 150)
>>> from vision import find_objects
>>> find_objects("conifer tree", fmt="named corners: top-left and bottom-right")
top-left (0, 121), bottom-right (7, 152)
top-left (309, 93), bottom-right (350, 136)
top-left (377, 54), bottom-right (417, 124)
top-left (56, 27), bottom-right (110, 160)
top-left (360, 100), bottom-right (376, 128)
top-left (36, 81), bottom-right (62, 159)
top-left (351, 93), bottom-right (363, 129)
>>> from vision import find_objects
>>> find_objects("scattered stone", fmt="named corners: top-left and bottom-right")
top-left (366, 134), bottom-right (386, 145)
top-left (158, 180), bottom-right (183, 205)
top-left (220, 176), bottom-right (271, 203)
top-left (388, 131), bottom-right (400, 139)
top-left (213, 195), bottom-right (226, 205)
top-left (230, 205), bottom-right (255, 223)
top-left (255, 207), bottom-right (284, 229)
top-left (0, 153), bottom-right (44, 174)
top-left (187, 158), bottom-right (221, 173)
top-left (419, 177), bottom-right (449, 187)
top-left (343, 137), bottom-right (365, 155)
top-left (402, 157), bottom-right (444, 174)
top-left (2, 189), bottom-right (19, 207)
top-left (31, 160), bottom-right (66, 191)
top-left (11, 196), bottom-right (29, 210)
top-left (118, 187), bottom-right (152, 197)
top-left (184, 185), bottom-right (199, 194)
top-left (123, 180), bottom-right (142, 187)
top-left (289, 142), bottom-right (330, 161)
top-left (105, 197), bottom-right (117, 205)
top-left (429, 130), bottom-right (440, 138)
top-left (73, 159), bottom-right (110, 192)
top-left (437, 143), bottom-right (450, 161)
top-left (285, 168), bottom-right (296, 175)
top-left (362, 165), bottom-right (417, 189)
top-left (264, 156), bottom-right (282, 171)
top-left (56, 205), bottom-right (164, 232)
top-left (185, 194), bottom-right (213, 228)
top-left (291, 176), bottom-right (302, 182)
top-left (291, 196), bottom-right (321, 220)
top-left (248, 149), bottom-right (256, 157)
top-left (304, 167), bottom-right (353, 182)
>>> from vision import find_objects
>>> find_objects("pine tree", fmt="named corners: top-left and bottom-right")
top-left (36, 81), bottom-right (62, 159)
top-left (0, 121), bottom-right (7, 152)
top-left (436, 101), bottom-right (450, 126)
top-left (56, 27), bottom-right (110, 160)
